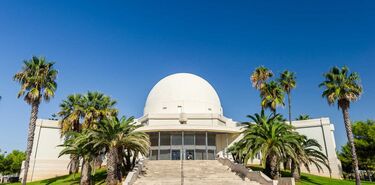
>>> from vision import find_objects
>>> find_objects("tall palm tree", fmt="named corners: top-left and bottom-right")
top-left (296, 114), bottom-right (310, 121)
top-left (319, 66), bottom-right (362, 185)
top-left (88, 116), bottom-right (150, 185)
top-left (250, 66), bottom-right (273, 90)
top-left (58, 94), bottom-right (85, 174)
top-left (241, 111), bottom-right (302, 179)
top-left (81, 91), bottom-right (118, 129)
top-left (13, 56), bottom-right (58, 184)
top-left (260, 81), bottom-right (285, 114)
top-left (250, 66), bottom-right (273, 110)
top-left (59, 131), bottom-right (99, 185)
top-left (291, 136), bottom-right (331, 181)
top-left (58, 94), bottom-right (84, 135)
top-left (278, 70), bottom-right (296, 125)
top-left (58, 92), bottom-right (118, 174)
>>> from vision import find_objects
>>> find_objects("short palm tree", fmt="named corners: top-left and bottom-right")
top-left (89, 116), bottom-right (150, 185)
top-left (59, 131), bottom-right (99, 185)
top-left (260, 81), bottom-right (285, 114)
top-left (319, 66), bottom-right (362, 185)
top-left (241, 111), bottom-right (302, 179)
top-left (278, 70), bottom-right (296, 124)
top-left (227, 142), bottom-right (246, 164)
top-left (296, 114), bottom-right (310, 121)
top-left (13, 56), bottom-right (58, 184)
top-left (290, 136), bottom-right (331, 181)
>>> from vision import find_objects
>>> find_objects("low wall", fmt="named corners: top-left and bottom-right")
top-left (123, 159), bottom-right (145, 185)
top-left (217, 157), bottom-right (295, 185)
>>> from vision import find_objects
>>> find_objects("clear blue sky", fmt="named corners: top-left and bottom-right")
top-left (0, 1), bottom-right (374, 152)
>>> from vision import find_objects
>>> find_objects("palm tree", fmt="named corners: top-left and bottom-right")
top-left (250, 66), bottom-right (273, 110)
top-left (58, 94), bottom-right (85, 174)
top-left (291, 136), bottom-right (331, 181)
top-left (250, 66), bottom-right (273, 90)
top-left (319, 66), bottom-right (362, 185)
top-left (58, 92), bottom-right (118, 174)
top-left (278, 70), bottom-right (296, 125)
top-left (296, 114), bottom-right (310, 121)
top-left (13, 56), bottom-right (58, 184)
top-left (58, 94), bottom-right (84, 135)
top-left (81, 91), bottom-right (118, 129)
top-left (227, 142), bottom-right (246, 164)
top-left (88, 116), bottom-right (150, 185)
top-left (241, 111), bottom-right (302, 179)
top-left (260, 81), bottom-right (285, 114)
top-left (59, 131), bottom-right (100, 185)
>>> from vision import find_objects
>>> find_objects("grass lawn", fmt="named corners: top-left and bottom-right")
top-left (1, 169), bottom-right (107, 185)
top-left (2, 166), bottom-right (374, 185)
top-left (249, 165), bottom-right (375, 185)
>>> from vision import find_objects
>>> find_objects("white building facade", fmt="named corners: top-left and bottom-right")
top-left (24, 73), bottom-right (342, 182)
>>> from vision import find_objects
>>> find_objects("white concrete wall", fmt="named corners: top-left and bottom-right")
top-left (293, 118), bottom-right (342, 179)
top-left (26, 119), bottom-right (70, 182)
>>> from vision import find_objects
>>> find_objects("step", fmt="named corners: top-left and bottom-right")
top-left (133, 160), bottom-right (260, 185)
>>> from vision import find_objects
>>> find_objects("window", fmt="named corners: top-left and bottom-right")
top-left (207, 133), bottom-right (216, 146)
top-left (149, 132), bottom-right (159, 147)
top-left (159, 150), bottom-right (171, 160)
top-left (195, 132), bottom-right (206, 145)
top-left (172, 132), bottom-right (182, 145)
top-left (195, 149), bottom-right (207, 160)
top-left (208, 150), bottom-right (215, 160)
top-left (160, 132), bottom-right (171, 146)
top-left (151, 150), bottom-right (158, 160)
top-left (184, 132), bottom-right (194, 145)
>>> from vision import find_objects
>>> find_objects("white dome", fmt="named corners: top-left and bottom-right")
top-left (144, 73), bottom-right (222, 115)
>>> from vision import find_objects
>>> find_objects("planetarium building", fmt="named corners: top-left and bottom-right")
top-left (25, 73), bottom-right (342, 182)
top-left (136, 73), bottom-right (241, 160)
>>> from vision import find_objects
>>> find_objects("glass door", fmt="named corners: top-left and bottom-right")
top-left (185, 149), bottom-right (194, 160)
top-left (171, 149), bottom-right (181, 160)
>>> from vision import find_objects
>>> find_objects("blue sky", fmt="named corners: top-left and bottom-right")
top-left (0, 1), bottom-right (374, 152)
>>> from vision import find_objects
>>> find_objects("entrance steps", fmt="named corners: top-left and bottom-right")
top-left (133, 160), bottom-right (260, 185)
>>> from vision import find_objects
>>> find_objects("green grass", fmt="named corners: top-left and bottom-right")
top-left (248, 165), bottom-right (375, 185)
top-left (1, 169), bottom-right (107, 185)
top-left (2, 166), bottom-right (374, 185)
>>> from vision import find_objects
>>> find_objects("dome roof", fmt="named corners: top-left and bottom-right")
top-left (144, 73), bottom-right (222, 115)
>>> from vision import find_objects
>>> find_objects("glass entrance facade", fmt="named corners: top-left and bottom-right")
top-left (148, 131), bottom-right (216, 160)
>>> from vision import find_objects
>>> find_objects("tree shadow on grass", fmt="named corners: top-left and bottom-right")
top-left (299, 175), bottom-right (321, 185)
top-left (39, 169), bottom-right (107, 185)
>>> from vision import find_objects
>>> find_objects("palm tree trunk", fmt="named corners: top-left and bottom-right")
top-left (124, 149), bottom-right (132, 172)
top-left (131, 152), bottom-right (138, 170)
top-left (80, 159), bottom-right (92, 185)
top-left (116, 149), bottom-right (123, 182)
top-left (265, 154), bottom-right (279, 179)
top-left (342, 105), bottom-right (361, 185)
top-left (69, 155), bottom-right (80, 174)
top-left (288, 92), bottom-right (292, 125)
top-left (22, 102), bottom-right (39, 185)
top-left (291, 161), bottom-right (300, 181)
top-left (106, 147), bottom-right (119, 185)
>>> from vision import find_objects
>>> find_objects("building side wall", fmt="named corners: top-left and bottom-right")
top-left (26, 120), bottom-right (70, 182)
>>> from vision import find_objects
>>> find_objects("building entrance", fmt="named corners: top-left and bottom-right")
top-left (148, 131), bottom-right (217, 160)
top-left (185, 149), bottom-right (194, 160)
top-left (172, 150), bottom-right (181, 160)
